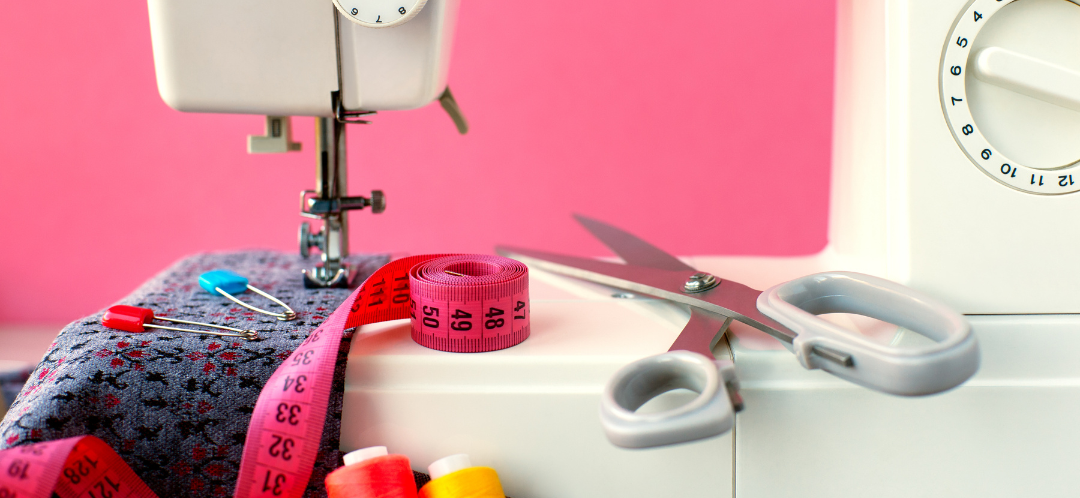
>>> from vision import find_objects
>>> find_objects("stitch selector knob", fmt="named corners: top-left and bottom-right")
top-left (332, 0), bottom-right (429, 28)
top-left (941, 0), bottom-right (1080, 194)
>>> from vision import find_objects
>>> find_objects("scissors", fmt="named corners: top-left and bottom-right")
top-left (496, 215), bottom-right (979, 448)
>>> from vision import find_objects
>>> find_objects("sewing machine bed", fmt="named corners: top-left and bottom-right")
top-left (0, 251), bottom-right (387, 497)
top-left (8, 251), bottom-right (1080, 498)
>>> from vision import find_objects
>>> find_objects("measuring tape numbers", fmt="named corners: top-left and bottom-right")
top-left (235, 254), bottom-right (529, 497)
top-left (0, 435), bottom-right (156, 498)
top-left (0, 254), bottom-right (529, 498)
top-left (408, 255), bottom-right (530, 353)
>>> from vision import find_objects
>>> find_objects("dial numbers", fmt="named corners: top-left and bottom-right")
top-left (940, 0), bottom-right (1080, 194)
top-left (333, 0), bottom-right (428, 28)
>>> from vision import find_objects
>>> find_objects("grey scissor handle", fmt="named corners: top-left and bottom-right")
top-left (600, 351), bottom-right (738, 448)
top-left (757, 272), bottom-right (979, 396)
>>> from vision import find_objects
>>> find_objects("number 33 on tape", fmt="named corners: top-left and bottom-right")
top-left (236, 254), bottom-right (529, 498)
top-left (0, 255), bottom-right (529, 498)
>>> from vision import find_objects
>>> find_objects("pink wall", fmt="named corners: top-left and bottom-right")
top-left (0, 1), bottom-right (836, 324)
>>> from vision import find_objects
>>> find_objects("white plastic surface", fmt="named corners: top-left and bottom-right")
top-left (828, 0), bottom-right (1080, 313)
top-left (146, 0), bottom-right (458, 115)
top-left (342, 446), bottom-right (388, 466)
top-left (147, 0), bottom-right (338, 116)
top-left (340, 272), bottom-right (735, 498)
top-left (427, 454), bottom-right (470, 480)
top-left (730, 312), bottom-right (1080, 497)
top-left (341, 255), bottom-right (1080, 497)
top-left (338, 0), bottom-right (458, 111)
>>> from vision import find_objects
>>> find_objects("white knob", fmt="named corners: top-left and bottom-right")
top-left (427, 454), bottom-right (471, 480)
top-left (973, 47), bottom-right (1080, 113)
top-left (342, 446), bottom-right (388, 467)
top-left (966, 0), bottom-right (1080, 172)
top-left (940, 0), bottom-right (1080, 194)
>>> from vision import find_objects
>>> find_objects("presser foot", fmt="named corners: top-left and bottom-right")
top-left (301, 264), bottom-right (357, 289)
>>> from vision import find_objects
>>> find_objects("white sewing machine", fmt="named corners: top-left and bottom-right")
top-left (148, 0), bottom-right (1080, 495)
top-left (148, 0), bottom-right (465, 288)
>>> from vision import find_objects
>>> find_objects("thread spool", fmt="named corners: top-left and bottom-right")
top-left (418, 454), bottom-right (505, 498)
top-left (326, 446), bottom-right (418, 498)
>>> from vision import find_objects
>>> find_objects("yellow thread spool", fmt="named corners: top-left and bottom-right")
top-left (419, 454), bottom-right (505, 498)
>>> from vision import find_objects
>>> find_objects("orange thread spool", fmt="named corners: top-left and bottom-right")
top-left (326, 446), bottom-right (418, 498)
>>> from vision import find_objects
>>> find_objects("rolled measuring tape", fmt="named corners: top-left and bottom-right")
top-left (0, 254), bottom-right (529, 498)
top-left (409, 255), bottom-right (530, 353)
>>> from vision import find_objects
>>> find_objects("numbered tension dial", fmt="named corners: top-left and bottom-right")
top-left (332, 0), bottom-right (428, 28)
top-left (941, 0), bottom-right (1080, 194)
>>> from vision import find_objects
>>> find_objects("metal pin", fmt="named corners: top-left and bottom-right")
top-left (102, 305), bottom-right (258, 340)
top-left (811, 345), bottom-right (855, 367)
top-left (199, 270), bottom-right (297, 321)
top-left (445, 271), bottom-right (466, 277)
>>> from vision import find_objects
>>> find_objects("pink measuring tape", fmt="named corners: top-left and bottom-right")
top-left (0, 435), bottom-right (156, 497)
top-left (0, 254), bottom-right (529, 498)
top-left (408, 255), bottom-right (530, 353)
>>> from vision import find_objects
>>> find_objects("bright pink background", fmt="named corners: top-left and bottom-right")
top-left (0, 1), bottom-right (835, 324)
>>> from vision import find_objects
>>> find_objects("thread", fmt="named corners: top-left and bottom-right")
top-left (326, 447), bottom-right (418, 498)
top-left (418, 455), bottom-right (505, 498)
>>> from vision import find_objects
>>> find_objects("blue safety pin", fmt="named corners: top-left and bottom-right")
top-left (198, 270), bottom-right (297, 321)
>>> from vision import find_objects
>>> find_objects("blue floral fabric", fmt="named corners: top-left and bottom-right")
top-left (0, 251), bottom-right (387, 497)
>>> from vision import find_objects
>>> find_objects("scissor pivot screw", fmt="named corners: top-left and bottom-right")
top-left (684, 272), bottom-right (720, 293)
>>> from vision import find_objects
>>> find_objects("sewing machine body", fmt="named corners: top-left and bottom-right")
top-left (342, 273), bottom-right (734, 497)
top-left (338, 0), bottom-right (1080, 495)
top-left (147, 0), bottom-right (458, 115)
top-left (830, 0), bottom-right (1080, 313)
top-left (342, 259), bottom-right (1080, 497)
top-left (148, 0), bottom-right (464, 287)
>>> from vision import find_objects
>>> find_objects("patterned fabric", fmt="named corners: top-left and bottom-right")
top-left (0, 251), bottom-right (388, 497)
top-left (0, 364), bottom-right (32, 414)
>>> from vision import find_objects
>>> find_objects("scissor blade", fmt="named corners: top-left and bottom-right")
top-left (573, 214), bottom-right (696, 272)
top-left (495, 245), bottom-right (695, 298)
top-left (669, 309), bottom-right (733, 358)
top-left (496, 245), bottom-right (798, 345)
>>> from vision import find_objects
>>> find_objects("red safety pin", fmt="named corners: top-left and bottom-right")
top-left (102, 305), bottom-right (259, 340)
